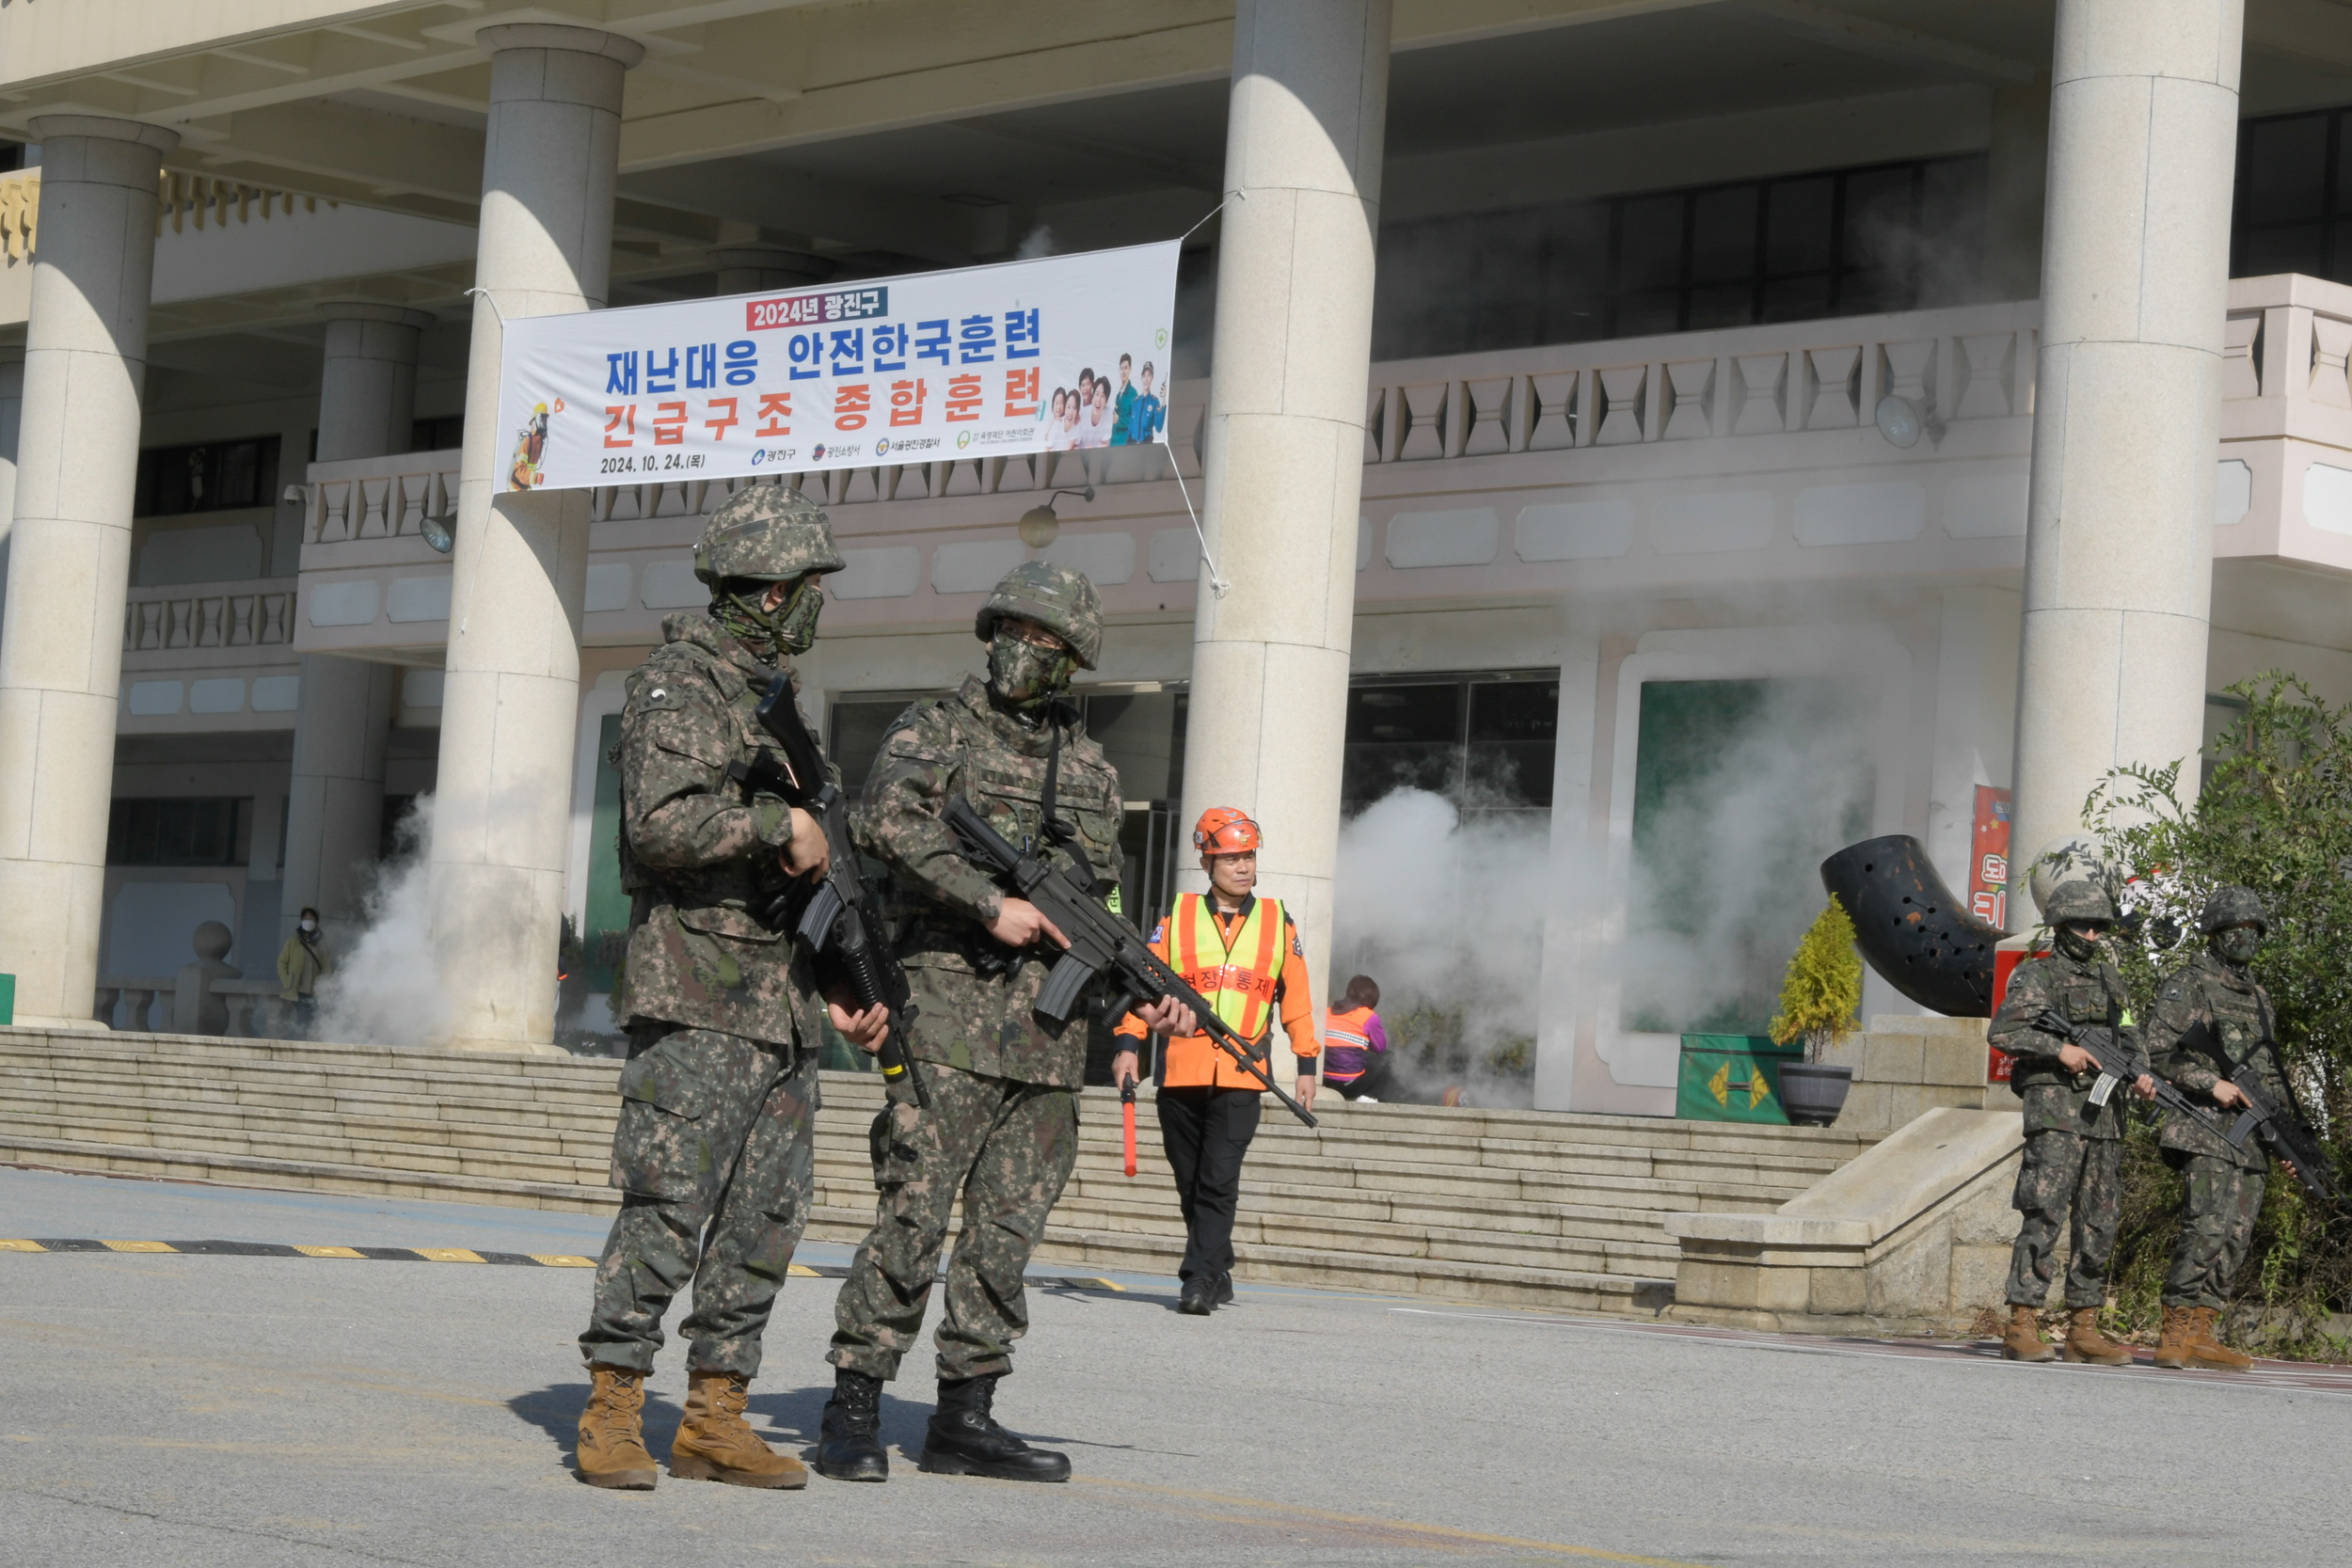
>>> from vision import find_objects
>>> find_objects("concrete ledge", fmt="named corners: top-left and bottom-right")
top-left (1662, 1107), bottom-right (2024, 1334)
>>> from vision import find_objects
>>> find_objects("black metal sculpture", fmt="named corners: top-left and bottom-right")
top-left (1819, 834), bottom-right (2006, 1018)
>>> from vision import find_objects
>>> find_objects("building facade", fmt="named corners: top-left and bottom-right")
top-left (3, 1), bottom-right (2347, 1115)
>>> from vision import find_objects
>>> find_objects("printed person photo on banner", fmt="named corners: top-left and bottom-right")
top-left (1058, 387), bottom-right (1083, 448)
top-left (1128, 361), bottom-right (1165, 445)
top-left (1109, 353), bottom-right (1136, 446)
top-left (1046, 388), bottom-right (1072, 450)
top-left (1080, 379), bottom-right (1114, 448)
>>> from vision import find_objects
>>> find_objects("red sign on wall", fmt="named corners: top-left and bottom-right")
top-left (1976, 785), bottom-right (2016, 1083)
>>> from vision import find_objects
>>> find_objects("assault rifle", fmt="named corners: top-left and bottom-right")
top-left (2223, 1047), bottom-right (2338, 1208)
top-left (2029, 1009), bottom-right (2234, 1146)
top-left (939, 793), bottom-right (1317, 1128)
top-left (747, 671), bottom-right (927, 1108)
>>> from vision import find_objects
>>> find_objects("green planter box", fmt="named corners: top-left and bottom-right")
top-left (1675, 1034), bottom-right (1803, 1125)
top-left (0, 973), bottom-right (12, 1025)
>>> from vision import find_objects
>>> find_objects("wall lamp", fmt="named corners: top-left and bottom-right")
top-left (1017, 485), bottom-right (1094, 548)
top-left (1874, 393), bottom-right (1946, 451)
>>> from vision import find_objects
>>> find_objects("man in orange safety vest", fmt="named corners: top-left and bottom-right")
top-left (1113, 807), bottom-right (1321, 1315)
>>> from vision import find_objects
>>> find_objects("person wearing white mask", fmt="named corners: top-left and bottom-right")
top-left (276, 907), bottom-right (333, 1037)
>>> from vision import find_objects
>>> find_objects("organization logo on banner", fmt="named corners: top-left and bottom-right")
top-left (494, 241), bottom-right (1182, 491)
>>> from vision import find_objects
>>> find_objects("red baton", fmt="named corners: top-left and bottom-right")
top-left (1120, 1080), bottom-right (1137, 1178)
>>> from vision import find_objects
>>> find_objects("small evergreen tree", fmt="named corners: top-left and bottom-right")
top-left (1770, 895), bottom-right (1862, 1064)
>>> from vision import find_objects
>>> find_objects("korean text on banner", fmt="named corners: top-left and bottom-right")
top-left (494, 241), bottom-right (1182, 492)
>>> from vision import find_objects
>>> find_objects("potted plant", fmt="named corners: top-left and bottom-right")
top-left (1771, 895), bottom-right (1863, 1126)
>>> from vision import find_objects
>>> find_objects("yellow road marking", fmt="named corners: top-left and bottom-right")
top-left (787, 1263), bottom-right (820, 1276)
top-left (0, 1240), bottom-right (45, 1253)
top-left (528, 1254), bottom-right (596, 1268)
top-left (294, 1245), bottom-right (365, 1259)
top-left (413, 1248), bottom-right (485, 1264)
top-left (1071, 1477), bottom-right (1713, 1565)
top-left (99, 1240), bottom-right (177, 1253)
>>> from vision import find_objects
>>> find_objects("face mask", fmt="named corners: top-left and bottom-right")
top-left (2054, 924), bottom-right (2102, 961)
top-left (987, 628), bottom-right (1074, 709)
top-left (714, 577), bottom-right (821, 658)
top-left (2213, 926), bottom-right (2262, 965)
top-left (299, 919), bottom-right (318, 934)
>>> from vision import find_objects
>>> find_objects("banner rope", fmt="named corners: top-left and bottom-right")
top-left (1156, 190), bottom-right (1242, 599)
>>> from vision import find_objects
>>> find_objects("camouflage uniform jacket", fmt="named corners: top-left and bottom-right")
top-left (610, 611), bottom-right (829, 1050)
top-left (855, 674), bottom-right (1122, 1085)
top-left (1987, 947), bottom-right (2135, 1139)
top-left (2146, 950), bottom-right (2289, 1171)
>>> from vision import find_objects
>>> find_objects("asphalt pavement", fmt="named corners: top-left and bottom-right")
top-left (1, 1164), bottom-right (2344, 1567)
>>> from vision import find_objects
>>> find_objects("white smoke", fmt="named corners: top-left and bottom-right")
top-left (312, 795), bottom-right (451, 1050)
top-left (1327, 679), bottom-right (1873, 1105)
top-left (1330, 789), bottom-right (1556, 1107)
top-left (1615, 680), bottom-right (1873, 1038)
top-left (1014, 223), bottom-right (1055, 260)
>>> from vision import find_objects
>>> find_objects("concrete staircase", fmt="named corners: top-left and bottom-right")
top-left (0, 1025), bottom-right (1881, 1313)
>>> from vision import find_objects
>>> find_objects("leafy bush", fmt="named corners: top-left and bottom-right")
top-left (2084, 672), bottom-right (2349, 1356)
top-left (1769, 895), bottom-right (1862, 1064)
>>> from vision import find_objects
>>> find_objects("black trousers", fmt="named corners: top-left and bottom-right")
top-left (1154, 1085), bottom-right (1262, 1283)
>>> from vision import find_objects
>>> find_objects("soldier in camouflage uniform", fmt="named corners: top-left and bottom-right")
top-left (816, 562), bottom-right (1125, 1487)
top-left (2144, 885), bottom-right (2291, 1371)
top-left (1986, 880), bottom-right (2153, 1365)
top-left (573, 485), bottom-right (890, 1493)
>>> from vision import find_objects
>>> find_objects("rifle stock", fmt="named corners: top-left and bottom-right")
top-left (755, 673), bottom-right (927, 1108)
top-left (940, 794), bottom-right (1317, 1128)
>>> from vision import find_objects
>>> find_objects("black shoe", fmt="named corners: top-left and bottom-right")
top-left (1213, 1273), bottom-right (1235, 1307)
top-left (918, 1374), bottom-right (1070, 1482)
top-left (1177, 1276), bottom-right (1216, 1315)
top-left (817, 1368), bottom-right (889, 1482)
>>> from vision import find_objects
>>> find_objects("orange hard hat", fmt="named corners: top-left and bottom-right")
top-left (1193, 806), bottom-right (1263, 855)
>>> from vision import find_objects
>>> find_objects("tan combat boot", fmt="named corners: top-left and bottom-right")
top-left (2152, 1306), bottom-right (2193, 1368)
top-left (2183, 1307), bottom-right (2254, 1371)
top-left (670, 1370), bottom-right (808, 1489)
top-left (2060, 1307), bottom-right (2133, 1366)
top-left (576, 1364), bottom-right (659, 1489)
top-left (2001, 1305), bottom-right (2057, 1362)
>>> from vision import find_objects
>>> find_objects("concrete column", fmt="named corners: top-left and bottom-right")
top-left (0, 349), bottom-right (21, 641)
top-left (317, 302), bottom-right (434, 461)
top-left (0, 117), bottom-right (176, 1026)
top-left (428, 25), bottom-right (640, 1052)
top-left (1180, 0), bottom-right (1389, 1082)
top-left (2010, 0), bottom-right (2243, 903)
top-left (280, 304), bottom-right (434, 950)
top-left (707, 245), bottom-right (832, 294)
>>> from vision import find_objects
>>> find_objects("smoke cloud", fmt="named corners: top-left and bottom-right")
top-left (312, 796), bottom-right (451, 1050)
top-left (1014, 223), bottom-right (1055, 260)
top-left (1328, 678), bottom-right (1874, 1105)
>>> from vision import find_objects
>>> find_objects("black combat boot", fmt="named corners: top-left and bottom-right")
top-left (817, 1368), bottom-right (889, 1482)
top-left (1213, 1272), bottom-right (1236, 1307)
top-left (1177, 1275), bottom-right (1216, 1315)
top-left (919, 1374), bottom-right (1070, 1482)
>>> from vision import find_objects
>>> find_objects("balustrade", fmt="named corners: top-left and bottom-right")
top-left (121, 581), bottom-right (295, 653)
top-left (2, 168), bottom-right (329, 267)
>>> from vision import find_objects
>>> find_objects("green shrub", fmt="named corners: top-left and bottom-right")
top-left (1769, 895), bottom-right (1862, 1064)
top-left (2084, 672), bottom-right (2350, 1357)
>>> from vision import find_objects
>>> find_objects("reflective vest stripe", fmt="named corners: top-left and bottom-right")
top-left (1171, 893), bottom-right (1286, 1043)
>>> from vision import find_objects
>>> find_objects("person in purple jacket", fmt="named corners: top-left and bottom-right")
top-left (1322, 974), bottom-right (1395, 1102)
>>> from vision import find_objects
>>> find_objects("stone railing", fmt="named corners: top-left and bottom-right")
top-left (2, 168), bottom-right (331, 264)
top-left (95, 976), bottom-right (174, 1033)
top-left (2221, 272), bottom-right (2352, 436)
top-left (300, 452), bottom-right (459, 545)
top-left (122, 578), bottom-right (297, 652)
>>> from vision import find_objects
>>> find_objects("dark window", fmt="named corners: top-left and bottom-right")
top-left (0, 143), bottom-right (24, 174)
top-left (106, 798), bottom-right (254, 866)
top-left (1372, 154), bottom-right (1989, 358)
top-left (1342, 673), bottom-right (1558, 822)
top-left (134, 436), bottom-right (280, 518)
top-left (411, 416), bottom-right (466, 452)
top-left (2232, 106), bottom-right (2352, 283)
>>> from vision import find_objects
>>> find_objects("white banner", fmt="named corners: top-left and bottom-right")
top-left (494, 240), bottom-right (1181, 493)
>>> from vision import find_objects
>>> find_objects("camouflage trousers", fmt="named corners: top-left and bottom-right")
top-left (2006, 1128), bottom-right (2122, 1308)
top-left (828, 1063), bottom-right (1078, 1384)
top-left (2163, 1151), bottom-right (2265, 1309)
top-left (579, 1026), bottom-right (817, 1379)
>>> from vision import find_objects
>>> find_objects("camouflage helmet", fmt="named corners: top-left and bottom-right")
top-left (2199, 884), bottom-right (2267, 934)
top-left (976, 560), bottom-right (1103, 670)
top-left (691, 485), bottom-right (845, 586)
top-left (2042, 879), bottom-right (2117, 926)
